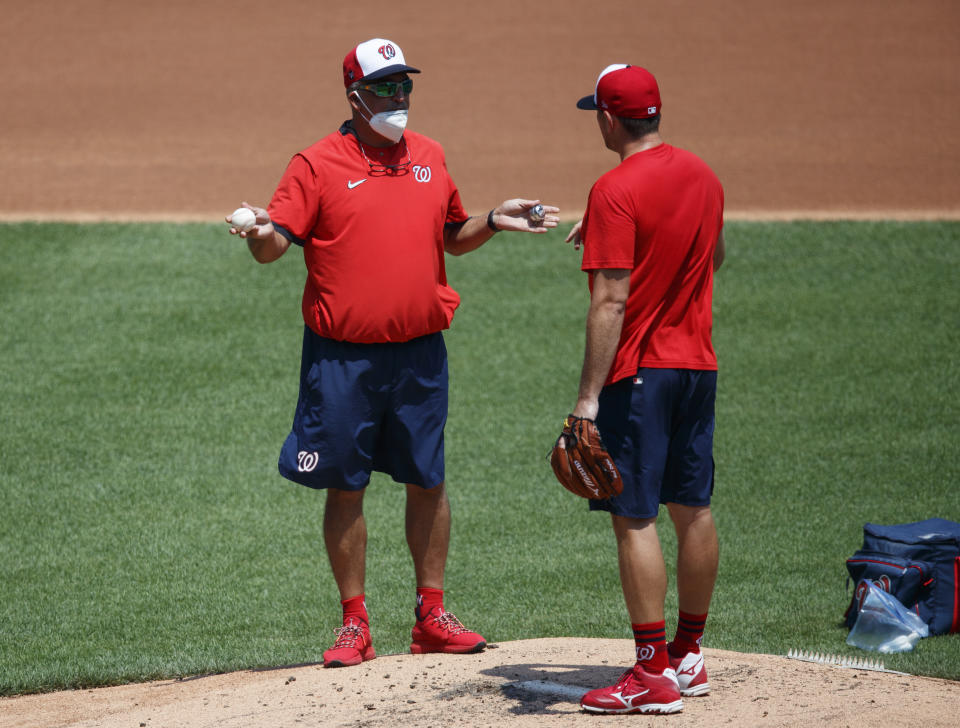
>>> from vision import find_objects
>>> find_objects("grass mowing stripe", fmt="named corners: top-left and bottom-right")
top-left (0, 220), bottom-right (957, 694)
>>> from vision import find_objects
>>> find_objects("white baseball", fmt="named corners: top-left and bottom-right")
top-left (230, 207), bottom-right (257, 233)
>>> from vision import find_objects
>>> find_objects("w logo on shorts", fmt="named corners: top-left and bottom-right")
top-left (297, 451), bottom-right (319, 472)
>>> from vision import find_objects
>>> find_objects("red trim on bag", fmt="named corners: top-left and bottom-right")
top-left (848, 558), bottom-right (926, 577)
top-left (953, 557), bottom-right (960, 633)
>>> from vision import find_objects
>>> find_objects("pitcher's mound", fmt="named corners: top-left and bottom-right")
top-left (3, 638), bottom-right (958, 727)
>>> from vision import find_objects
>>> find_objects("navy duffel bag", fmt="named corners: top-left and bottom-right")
top-left (844, 518), bottom-right (960, 635)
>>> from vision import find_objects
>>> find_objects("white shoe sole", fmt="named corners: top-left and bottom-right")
top-left (582, 699), bottom-right (684, 715)
top-left (680, 682), bottom-right (710, 697)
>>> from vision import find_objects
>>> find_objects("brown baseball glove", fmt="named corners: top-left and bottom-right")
top-left (549, 415), bottom-right (623, 499)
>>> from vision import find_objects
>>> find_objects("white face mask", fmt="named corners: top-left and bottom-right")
top-left (353, 92), bottom-right (408, 143)
top-left (369, 109), bottom-right (408, 143)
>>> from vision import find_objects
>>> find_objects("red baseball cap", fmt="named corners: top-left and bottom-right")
top-left (343, 38), bottom-right (421, 87)
top-left (576, 64), bottom-right (661, 119)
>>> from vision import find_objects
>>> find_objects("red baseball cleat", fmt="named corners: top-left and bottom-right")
top-left (668, 647), bottom-right (710, 696)
top-left (322, 618), bottom-right (375, 668)
top-left (410, 608), bottom-right (486, 654)
top-left (580, 664), bottom-right (683, 715)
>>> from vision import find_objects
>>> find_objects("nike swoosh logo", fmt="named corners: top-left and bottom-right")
top-left (347, 179), bottom-right (367, 189)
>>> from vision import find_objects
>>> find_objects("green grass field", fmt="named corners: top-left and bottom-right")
top-left (1, 220), bottom-right (957, 695)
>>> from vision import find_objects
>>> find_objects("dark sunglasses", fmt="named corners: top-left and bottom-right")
top-left (357, 78), bottom-right (413, 97)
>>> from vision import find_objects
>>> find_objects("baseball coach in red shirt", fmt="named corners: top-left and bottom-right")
top-left (227, 38), bottom-right (559, 668)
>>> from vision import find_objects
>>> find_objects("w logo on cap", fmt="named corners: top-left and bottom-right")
top-left (343, 38), bottom-right (420, 89)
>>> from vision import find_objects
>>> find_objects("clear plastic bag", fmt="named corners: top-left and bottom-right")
top-left (846, 580), bottom-right (929, 653)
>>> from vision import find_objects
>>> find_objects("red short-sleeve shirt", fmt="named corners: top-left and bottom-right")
top-left (581, 143), bottom-right (724, 384)
top-left (268, 127), bottom-right (469, 343)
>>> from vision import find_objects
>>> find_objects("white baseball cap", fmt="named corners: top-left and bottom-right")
top-left (343, 38), bottom-right (420, 87)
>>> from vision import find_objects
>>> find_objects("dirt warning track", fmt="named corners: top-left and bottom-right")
top-left (2, 1), bottom-right (958, 221)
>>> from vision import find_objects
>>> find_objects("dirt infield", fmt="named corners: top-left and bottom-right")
top-left (4, 639), bottom-right (959, 728)
top-left (2, 0), bottom-right (958, 220)
top-left (2, 1), bottom-right (959, 726)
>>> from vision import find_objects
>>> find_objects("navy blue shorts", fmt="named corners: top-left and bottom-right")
top-left (278, 326), bottom-right (448, 491)
top-left (590, 368), bottom-right (717, 519)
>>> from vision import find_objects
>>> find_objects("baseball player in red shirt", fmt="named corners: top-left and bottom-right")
top-left (565, 65), bottom-right (725, 714)
top-left (227, 38), bottom-right (558, 668)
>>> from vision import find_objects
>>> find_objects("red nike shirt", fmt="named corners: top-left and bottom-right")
top-left (269, 128), bottom-right (468, 343)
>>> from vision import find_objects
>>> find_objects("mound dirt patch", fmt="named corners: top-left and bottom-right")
top-left (3, 638), bottom-right (958, 727)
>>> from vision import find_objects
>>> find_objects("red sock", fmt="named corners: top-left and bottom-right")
top-left (341, 594), bottom-right (369, 627)
top-left (415, 587), bottom-right (444, 621)
top-left (632, 621), bottom-right (669, 673)
top-left (669, 610), bottom-right (707, 656)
